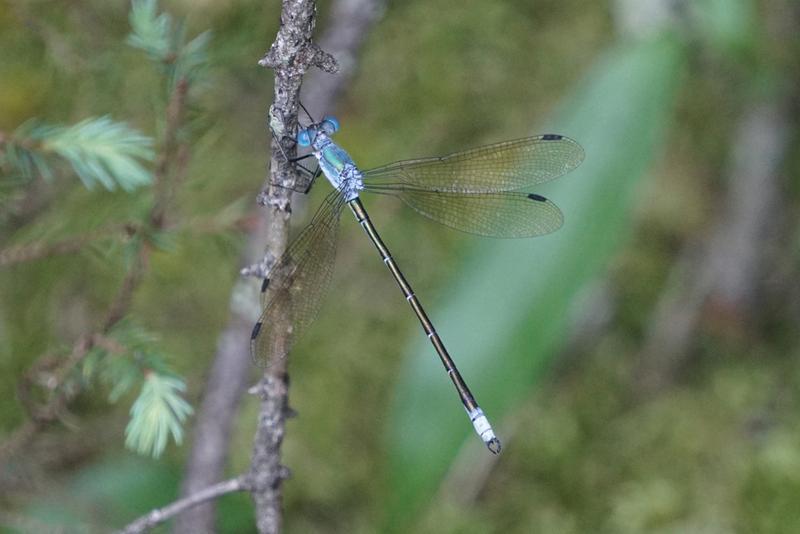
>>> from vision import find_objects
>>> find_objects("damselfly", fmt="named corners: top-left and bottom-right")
top-left (251, 116), bottom-right (584, 453)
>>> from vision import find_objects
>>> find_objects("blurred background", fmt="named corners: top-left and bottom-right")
top-left (1, 0), bottom-right (799, 532)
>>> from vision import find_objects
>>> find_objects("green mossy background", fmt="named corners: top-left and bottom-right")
top-left (2, 0), bottom-right (799, 532)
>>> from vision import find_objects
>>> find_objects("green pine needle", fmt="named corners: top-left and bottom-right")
top-left (79, 320), bottom-right (193, 458)
top-left (127, 0), bottom-right (210, 85)
top-left (176, 30), bottom-right (211, 83)
top-left (125, 372), bottom-right (193, 458)
top-left (41, 117), bottom-right (154, 191)
top-left (127, 0), bottom-right (173, 62)
top-left (8, 116), bottom-right (154, 191)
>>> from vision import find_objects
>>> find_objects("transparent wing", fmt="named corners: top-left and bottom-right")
top-left (362, 135), bottom-right (584, 194)
top-left (364, 187), bottom-right (563, 238)
top-left (251, 189), bottom-right (345, 367)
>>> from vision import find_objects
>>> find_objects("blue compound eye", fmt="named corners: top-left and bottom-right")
top-left (321, 116), bottom-right (339, 135)
top-left (297, 129), bottom-right (312, 147)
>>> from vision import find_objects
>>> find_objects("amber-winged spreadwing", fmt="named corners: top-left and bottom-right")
top-left (251, 115), bottom-right (584, 453)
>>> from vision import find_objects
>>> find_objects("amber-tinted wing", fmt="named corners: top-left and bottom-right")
top-left (250, 190), bottom-right (345, 367)
top-left (366, 188), bottom-right (563, 238)
top-left (362, 135), bottom-right (583, 194)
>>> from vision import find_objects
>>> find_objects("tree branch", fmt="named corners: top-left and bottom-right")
top-left (115, 476), bottom-right (250, 534)
top-left (0, 222), bottom-right (138, 267)
top-left (634, 94), bottom-right (793, 396)
top-left (246, 3), bottom-right (334, 532)
top-left (175, 1), bottom-right (385, 531)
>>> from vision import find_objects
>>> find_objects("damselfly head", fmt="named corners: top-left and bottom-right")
top-left (297, 128), bottom-right (312, 147)
top-left (297, 116), bottom-right (338, 147)
top-left (320, 116), bottom-right (339, 135)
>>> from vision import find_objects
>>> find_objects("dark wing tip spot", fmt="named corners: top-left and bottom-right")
top-left (527, 193), bottom-right (548, 202)
top-left (261, 278), bottom-right (270, 293)
top-left (251, 322), bottom-right (263, 340)
top-left (541, 134), bottom-right (563, 141)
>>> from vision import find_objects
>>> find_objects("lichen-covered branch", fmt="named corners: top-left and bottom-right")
top-left (247, 2), bottom-right (337, 532)
top-left (176, 0), bottom-right (386, 531)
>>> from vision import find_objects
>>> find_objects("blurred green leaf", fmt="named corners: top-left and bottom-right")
top-left (385, 34), bottom-right (688, 527)
top-left (691, 0), bottom-right (757, 57)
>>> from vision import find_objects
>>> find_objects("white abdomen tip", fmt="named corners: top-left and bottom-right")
top-left (468, 408), bottom-right (501, 454)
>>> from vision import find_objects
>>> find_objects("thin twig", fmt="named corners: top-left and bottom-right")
top-left (103, 77), bottom-right (190, 329)
top-left (0, 421), bottom-right (39, 464)
top-left (0, 209), bottom-right (259, 268)
top-left (152, 77), bottom-right (189, 228)
top-left (0, 223), bottom-right (138, 267)
top-left (2, 337), bottom-right (95, 465)
top-left (115, 476), bottom-right (250, 534)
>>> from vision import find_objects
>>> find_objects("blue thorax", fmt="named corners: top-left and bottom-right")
top-left (298, 117), bottom-right (363, 201)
